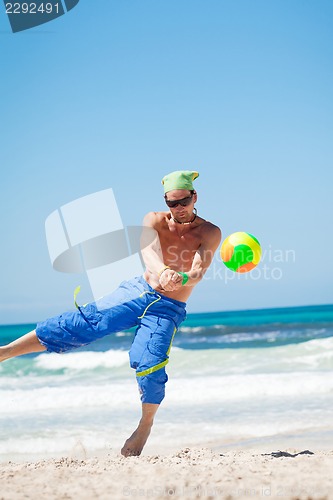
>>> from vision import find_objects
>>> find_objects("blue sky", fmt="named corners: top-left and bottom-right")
top-left (0, 0), bottom-right (332, 324)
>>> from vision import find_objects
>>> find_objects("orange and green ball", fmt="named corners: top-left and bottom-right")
top-left (220, 232), bottom-right (261, 273)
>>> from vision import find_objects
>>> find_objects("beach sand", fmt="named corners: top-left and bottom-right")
top-left (1, 445), bottom-right (333, 500)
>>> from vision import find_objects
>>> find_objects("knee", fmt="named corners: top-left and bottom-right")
top-left (130, 339), bottom-right (170, 403)
top-left (137, 370), bottom-right (168, 404)
top-left (129, 338), bottom-right (168, 371)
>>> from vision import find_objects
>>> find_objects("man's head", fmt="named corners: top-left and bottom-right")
top-left (161, 170), bottom-right (199, 223)
top-left (161, 170), bottom-right (199, 194)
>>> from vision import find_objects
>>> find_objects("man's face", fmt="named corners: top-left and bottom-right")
top-left (164, 189), bottom-right (197, 222)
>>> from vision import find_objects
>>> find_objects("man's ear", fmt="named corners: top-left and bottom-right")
top-left (193, 191), bottom-right (198, 203)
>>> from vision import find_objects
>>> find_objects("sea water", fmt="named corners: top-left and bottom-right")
top-left (1, 304), bottom-right (333, 460)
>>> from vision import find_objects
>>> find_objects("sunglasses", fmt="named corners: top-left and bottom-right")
top-left (164, 194), bottom-right (194, 208)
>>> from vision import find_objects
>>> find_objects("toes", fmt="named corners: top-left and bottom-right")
top-left (121, 447), bottom-right (141, 457)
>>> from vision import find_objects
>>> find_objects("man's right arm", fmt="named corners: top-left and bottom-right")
top-left (141, 212), bottom-right (182, 291)
top-left (141, 212), bottom-right (165, 274)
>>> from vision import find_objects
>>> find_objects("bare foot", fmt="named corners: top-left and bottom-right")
top-left (121, 421), bottom-right (153, 457)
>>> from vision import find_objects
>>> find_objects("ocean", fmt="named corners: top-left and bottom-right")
top-left (1, 304), bottom-right (333, 461)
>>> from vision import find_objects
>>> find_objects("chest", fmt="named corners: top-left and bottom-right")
top-left (159, 225), bottom-right (201, 264)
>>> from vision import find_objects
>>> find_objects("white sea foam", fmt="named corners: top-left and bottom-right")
top-left (0, 379), bottom-right (139, 414)
top-left (35, 349), bottom-right (129, 372)
top-left (1, 336), bottom-right (333, 459)
top-left (169, 337), bottom-right (333, 375)
top-left (179, 326), bottom-right (205, 333)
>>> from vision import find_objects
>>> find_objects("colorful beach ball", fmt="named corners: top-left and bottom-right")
top-left (220, 232), bottom-right (261, 273)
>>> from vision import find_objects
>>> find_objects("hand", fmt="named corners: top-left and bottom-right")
top-left (159, 269), bottom-right (183, 291)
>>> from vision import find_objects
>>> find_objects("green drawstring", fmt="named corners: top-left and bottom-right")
top-left (74, 285), bottom-right (81, 309)
top-left (136, 291), bottom-right (175, 376)
top-left (137, 291), bottom-right (162, 319)
top-left (74, 286), bottom-right (177, 377)
top-left (73, 286), bottom-right (88, 309)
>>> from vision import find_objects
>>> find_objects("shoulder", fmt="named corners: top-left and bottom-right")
top-left (198, 219), bottom-right (221, 238)
top-left (198, 220), bottom-right (222, 249)
top-left (142, 211), bottom-right (169, 228)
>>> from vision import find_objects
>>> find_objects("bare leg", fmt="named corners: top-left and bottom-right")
top-left (121, 403), bottom-right (159, 457)
top-left (0, 330), bottom-right (46, 362)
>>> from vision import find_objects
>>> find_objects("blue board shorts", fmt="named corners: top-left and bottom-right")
top-left (36, 276), bottom-right (187, 404)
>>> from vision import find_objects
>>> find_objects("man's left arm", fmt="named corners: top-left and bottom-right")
top-left (183, 225), bottom-right (222, 287)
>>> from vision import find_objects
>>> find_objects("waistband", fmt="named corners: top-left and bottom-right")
top-left (136, 276), bottom-right (187, 308)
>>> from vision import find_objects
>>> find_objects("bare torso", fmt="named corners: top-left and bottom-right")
top-left (143, 211), bottom-right (219, 302)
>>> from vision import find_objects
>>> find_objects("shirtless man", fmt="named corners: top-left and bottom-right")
top-left (0, 170), bottom-right (221, 457)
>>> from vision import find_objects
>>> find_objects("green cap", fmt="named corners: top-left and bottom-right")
top-left (161, 170), bottom-right (199, 194)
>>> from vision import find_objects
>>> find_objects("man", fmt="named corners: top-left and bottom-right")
top-left (0, 170), bottom-right (221, 457)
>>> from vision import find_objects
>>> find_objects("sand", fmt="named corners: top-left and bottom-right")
top-left (1, 446), bottom-right (333, 500)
